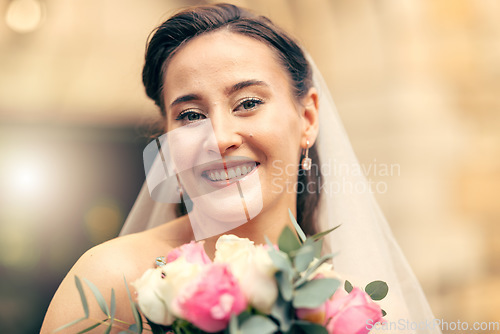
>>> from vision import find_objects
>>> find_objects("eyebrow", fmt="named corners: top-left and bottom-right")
top-left (169, 93), bottom-right (201, 109)
top-left (169, 80), bottom-right (269, 109)
top-left (224, 79), bottom-right (269, 96)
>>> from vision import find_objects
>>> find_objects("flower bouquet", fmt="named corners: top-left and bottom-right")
top-left (56, 210), bottom-right (387, 333)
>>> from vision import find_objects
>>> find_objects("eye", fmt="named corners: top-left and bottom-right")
top-left (235, 98), bottom-right (264, 112)
top-left (176, 110), bottom-right (206, 123)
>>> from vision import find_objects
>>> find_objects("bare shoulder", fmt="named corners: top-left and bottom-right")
top-left (41, 217), bottom-right (192, 333)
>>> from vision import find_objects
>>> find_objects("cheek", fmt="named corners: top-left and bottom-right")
top-left (258, 105), bottom-right (302, 156)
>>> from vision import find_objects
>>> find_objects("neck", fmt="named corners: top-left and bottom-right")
top-left (201, 199), bottom-right (297, 259)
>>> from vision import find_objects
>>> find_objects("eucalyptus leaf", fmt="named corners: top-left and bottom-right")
top-left (271, 295), bottom-right (293, 332)
top-left (288, 208), bottom-right (306, 243)
top-left (52, 317), bottom-right (87, 333)
top-left (276, 271), bottom-right (293, 301)
top-left (124, 276), bottom-right (143, 333)
top-left (344, 280), bottom-right (353, 293)
top-left (237, 310), bottom-right (252, 324)
top-left (293, 253), bottom-right (335, 288)
top-left (278, 226), bottom-right (302, 256)
top-left (83, 278), bottom-right (110, 316)
top-left (293, 278), bottom-right (340, 309)
top-left (293, 244), bottom-right (315, 272)
top-left (310, 225), bottom-right (341, 241)
top-left (75, 276), bottom-right (89, 318)
top-left (240, 315), bottom-right (278, 334)
top-left (292, 320), bottom-right (328, 334)
top-left (108, 288), bottom-right (116, 331)
top-left (110, 288), bottom-right (116, 318)
top-left (365, 280), bottom-right (389, 301)
top-left (268, 247), bottom-right (293, 274)
top-left (382, 309), bottom-right (387, 317)
top-left (312, 239), bottom-right (323, 258)
top-left (229, 314), bottom-right (239, 334)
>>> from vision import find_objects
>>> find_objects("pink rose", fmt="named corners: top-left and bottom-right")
top-left (166, 241), bottom-right (211, 265)
top-left (175, 263), bottom-right (247, 332)
top-left (325, 287), bottom-right (383, 334)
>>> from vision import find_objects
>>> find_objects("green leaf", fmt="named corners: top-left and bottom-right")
top-left (124, 276), bottom-right (143, 333)
top-left (276, 271), bottom-right (293, 301)
top-left (344, 280), bottom-right (353, 293)
top-left (268, 247), bottom-right (293, 274)
top-left (83, 278), bottom-right (110, 316)
top-left (107, 288), bottom-right (116, 332)
top-left (52, 317), bottom-right (87, 333)
top-left (312, 238), bottom-right (323, 258)
top-left (293, 253), bottom-right (335, 288)
top-left (229, 314), bottom-right (240, 334)
top-left (74, 276), bottom-right (89, 318)
top-left (240, 315), bottom-right (278, 334)
top-left (77, 321), bottom-right (104, 333)
top-left (110, 288), bottom-right (116, 318)
top-left (103, 288), bottom-right (116, 334)
top-left (310, 225), bottom-right (341, 241)
top-left (365, 280), bottom-right (389, 301)
top-left (289, 208), bottom-right (306, 243)
top-left (292, 320), bottom-right (328, 334)
top-left (293, 244), bottom-right (315, 272)
top-left (237, 310), bottom-right (253, 324)
top-left (271, 294), bottom-right (293, 332)
top-left (382, 309), bottom-right (387, 317)
top-left (278, 226), bottom-right (302, 256)
top-left (293, 278), bottom-right (340, 309)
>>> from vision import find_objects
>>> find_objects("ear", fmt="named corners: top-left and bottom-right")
top-left (299, 87), bottom-right (319, 148)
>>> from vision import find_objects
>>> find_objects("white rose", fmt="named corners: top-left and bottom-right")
top-left (214, 235), bottom-right (278, 313)
top-left (158, 257), bottom-right (204, 318)
top-left (132, 268), bottom-right (174, 326)
top-left (132, 257), bottom-right (203, 325)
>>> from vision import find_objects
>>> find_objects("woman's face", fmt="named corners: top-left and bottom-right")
top-left (162, 30), bottom-right (315, 228)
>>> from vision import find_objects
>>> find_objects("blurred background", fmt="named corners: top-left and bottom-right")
top-left (0, 0), bottom-right (499, 333)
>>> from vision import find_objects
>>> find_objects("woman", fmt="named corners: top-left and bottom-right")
top-left (42, 3), bottom-right (439, 333)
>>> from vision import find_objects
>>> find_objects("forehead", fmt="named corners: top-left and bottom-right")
top-left (163, 30), bottom-right (291, 101)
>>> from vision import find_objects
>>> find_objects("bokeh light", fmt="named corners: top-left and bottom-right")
top-left (5, 0), bottom-right (45, 34)
top-left (84, 198), bottom-right (123, 245)
top-left (2, 150), bottom-right (51, 204)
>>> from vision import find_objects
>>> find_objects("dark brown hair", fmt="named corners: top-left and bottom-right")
top-left (142, 3), bottom-right (321, 235)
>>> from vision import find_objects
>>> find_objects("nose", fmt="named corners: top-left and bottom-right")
top-left (208, 112), bottom-right (242, 155)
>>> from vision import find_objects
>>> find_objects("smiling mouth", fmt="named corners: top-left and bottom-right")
top-left (201, 161), bottom-right (259, 183)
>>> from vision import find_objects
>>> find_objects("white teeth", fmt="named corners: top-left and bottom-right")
top-left (205, 163), bottom-right (256, 182)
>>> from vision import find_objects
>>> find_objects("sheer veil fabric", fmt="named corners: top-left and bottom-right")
top-left (120, 56), bottom-right (441, 334)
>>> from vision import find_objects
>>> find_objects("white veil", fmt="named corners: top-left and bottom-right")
top-left (120, 56), bottom-right (441, 334)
